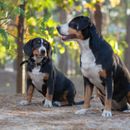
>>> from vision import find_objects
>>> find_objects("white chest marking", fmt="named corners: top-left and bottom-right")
top-left (28, 66), bottom-right (46, 90)
top-left (79, 39), bottom-right (104, 91)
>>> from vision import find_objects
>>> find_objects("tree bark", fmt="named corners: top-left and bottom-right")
top-left (58, 9), bottom-right (68, 74)
top-left (16, 1), bottom-right (25, 93)
top-left (94, 2), bottom-right (102, 35)
top-left (125, 15), bottom-right (130, 71)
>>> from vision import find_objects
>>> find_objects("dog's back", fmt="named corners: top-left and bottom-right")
top-left (112, 54), bottom-right (130, 107)
top-left (53, 67), bottom-right (76, 104)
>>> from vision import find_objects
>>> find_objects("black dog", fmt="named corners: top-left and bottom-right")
top-left (57, 16), bottom-right (130, 117)
top-left (20, 37), bottom-right (81, 107)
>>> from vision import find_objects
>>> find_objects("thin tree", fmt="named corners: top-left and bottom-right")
top-left (125, 0), bottom-right (130, 71)
top-left (94, 2), bottom-right (102, 35)
top-left (16, 1), bottom-right (26, 93)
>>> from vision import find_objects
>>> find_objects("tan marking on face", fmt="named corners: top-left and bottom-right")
top-left (99, 70), bottom-right (107, 78)
top-left (26, 85), bottom-right (34, 103)
top-left (33, 49), bottom-right (40, 56)
top-left (104, 98), bottom-right (112, 111)
top-left (83, 85), bottom-right (93, 108)
top-left (68, 27), bottom-right (84, 40)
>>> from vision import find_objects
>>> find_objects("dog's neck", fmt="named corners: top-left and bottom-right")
top-left (32, 56), bottom-right (49, 66)
top-left (77, 38), bottom-right (90, 53)
top-left (33, 56), bottom-right (44, 64)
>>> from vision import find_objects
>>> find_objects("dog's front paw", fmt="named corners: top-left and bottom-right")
top-left (75, 109), bottom-right (87, 115)
top-left (43, 99), bottom-right (53, 108)
top-left (53, 101), bottom-right (61, 107)
top-left (102, 110), bottom-right (112, 117)
top-left (19, 100), bottom-right (30, 106)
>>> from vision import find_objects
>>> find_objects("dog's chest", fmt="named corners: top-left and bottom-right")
top-left (28, 66), bottom-right (48, 90)
top-left (80, 40), bottom-right (104, 89)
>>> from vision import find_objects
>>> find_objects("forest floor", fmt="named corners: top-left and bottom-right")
top-left (0, 70), bottom-right (130, 130)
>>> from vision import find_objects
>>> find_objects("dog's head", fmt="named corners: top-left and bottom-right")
top-left (57, 16), bottom-right (94, 41)
top-left (23, 38), bottom-right (52, 60)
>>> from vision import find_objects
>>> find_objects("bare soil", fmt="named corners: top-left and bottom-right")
top-left (1, 95), bottom-right (130, 130)
top-left (0, 70), bottom-right (130, 130)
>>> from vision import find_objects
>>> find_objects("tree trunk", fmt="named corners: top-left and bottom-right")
top-left (93, 2), bottom-right (102, 97)
top-left (94, 2), bottom-right (102, 35)
top-left (58, 9), bottom-right (68, 74)
top-left (16, 1), bottom-right (25, 93)
top-left (125, 15), bottom-right (130, 71)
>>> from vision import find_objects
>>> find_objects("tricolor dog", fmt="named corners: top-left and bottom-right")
top-left (20, 37), bottom-right (81, 107)
top-left (57, 16), bottom-right (130, 117)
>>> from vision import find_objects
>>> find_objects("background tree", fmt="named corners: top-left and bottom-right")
top-left (16, 0), bottom-right (26, 93)
top-left (124, 0), bottom-right (130, 71)
top-left (0, 0), bottom-right (129, 94)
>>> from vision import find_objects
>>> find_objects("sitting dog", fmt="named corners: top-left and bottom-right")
top-left (57, 16), bottom-right (130, 117)
top-left (20, 37), bottom-right (81, 107)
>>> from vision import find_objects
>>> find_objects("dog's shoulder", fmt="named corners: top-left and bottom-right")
top-left (89, 34), bottom-right (114, 70)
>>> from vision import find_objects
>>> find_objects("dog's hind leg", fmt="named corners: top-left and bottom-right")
top-left (53, 90), bottom-right (75, 107)
top-left (127, 91), bottom-right (130, 105)
top-left (102, 76), bottom-right (113, 117)
top-left (26, 85), bottom-right (34, 103)
top-left (20, 84), bottom-right (34, 105)
top-left (75, 77), bottom-right (94, 115)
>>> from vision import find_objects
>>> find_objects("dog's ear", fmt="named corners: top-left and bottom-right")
top-left (47, 43), bottom-right (52, 59)
top-left (76, 16), bottom-right (92, 31)
top-left (42, 38), bottom-right (52, 59)
top-left (23, 39), bottom-right (33, 57)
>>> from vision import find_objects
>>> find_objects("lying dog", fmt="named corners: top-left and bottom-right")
top-left (57, 16), bottom-right (130, 117)
top-left (20, 37), bottom-right (81, 107)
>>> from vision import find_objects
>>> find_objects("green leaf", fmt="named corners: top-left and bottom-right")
top-left (0, 28), bottom-right (9, 49)
top-left (27, 17), bottom-right (37, 26)
top-left (59, 47), bottom-right (65, 54)
top-left (0, 2), bottom-right (6, 10)
top-left (12, 6), bottom-right (24, 16)
top-left (43, 12), bottom-right (51, 22)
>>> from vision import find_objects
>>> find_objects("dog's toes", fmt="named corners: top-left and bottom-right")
top-left (53, 101), bottom-right (61, 107)
top-left (75, 109), bottom-right (87, 115)
top-left (43, 99), bottom-right (53, 108)
top-left (102, 110), bottom-right (112, 117)
top-left (19, 100), bottom-right (30, 106)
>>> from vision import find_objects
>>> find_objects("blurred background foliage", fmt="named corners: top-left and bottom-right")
top-left (0, 0), bottom-right (130, 73)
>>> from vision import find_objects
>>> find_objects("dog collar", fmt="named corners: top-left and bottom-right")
top-left (20, 57), bottom-right (49, 67)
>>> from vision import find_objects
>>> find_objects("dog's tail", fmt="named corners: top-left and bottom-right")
top-left (74, 100), bottom-right (84, 105)
top-left (74, 96), bottom-right (94, 105)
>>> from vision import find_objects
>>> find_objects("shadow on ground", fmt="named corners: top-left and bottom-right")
top-left (0, 70), bottom-right (130, 130)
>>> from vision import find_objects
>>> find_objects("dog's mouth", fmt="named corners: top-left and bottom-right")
top-left (34, 54), bottom-right (43, 58)
top-left (59, 33), bottom-right (77, 41)
top-left (33, 50), bottom-right (47, 58)
top-left (57, 28), bottom-right (76, 41)
top-left (34, 52), bottom-right (47, 58)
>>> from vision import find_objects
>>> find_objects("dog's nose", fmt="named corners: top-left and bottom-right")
top-left (56, 26), bottom-right (61, 32)
top-left (41, 49), bottom-right (45, 55)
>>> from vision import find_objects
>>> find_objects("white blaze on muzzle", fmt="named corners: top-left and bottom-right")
top-left (38, 39), bottom-right (47, 57)
top-left (60, 23), bottom-right (69, 35)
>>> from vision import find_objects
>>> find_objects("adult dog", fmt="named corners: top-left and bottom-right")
top-left (20, 37), bottom-right (80, 107)
top-left (57, 16), bottom-right (130, 117)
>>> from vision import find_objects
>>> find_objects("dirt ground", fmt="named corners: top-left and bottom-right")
top-left (0, 70), bottom-right (130, 130)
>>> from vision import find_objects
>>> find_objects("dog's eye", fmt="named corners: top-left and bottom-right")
top-left (69, 22), bottom-right (78, 30)
top-left (35, 40), bottom-right (41, 44)
top-left (44, 42), bottom-right (47, 45)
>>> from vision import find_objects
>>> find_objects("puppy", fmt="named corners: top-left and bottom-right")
top-left (20, 37), bottom-right (79, 107)
top-left (57, 16), bottom-right (130, 117)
